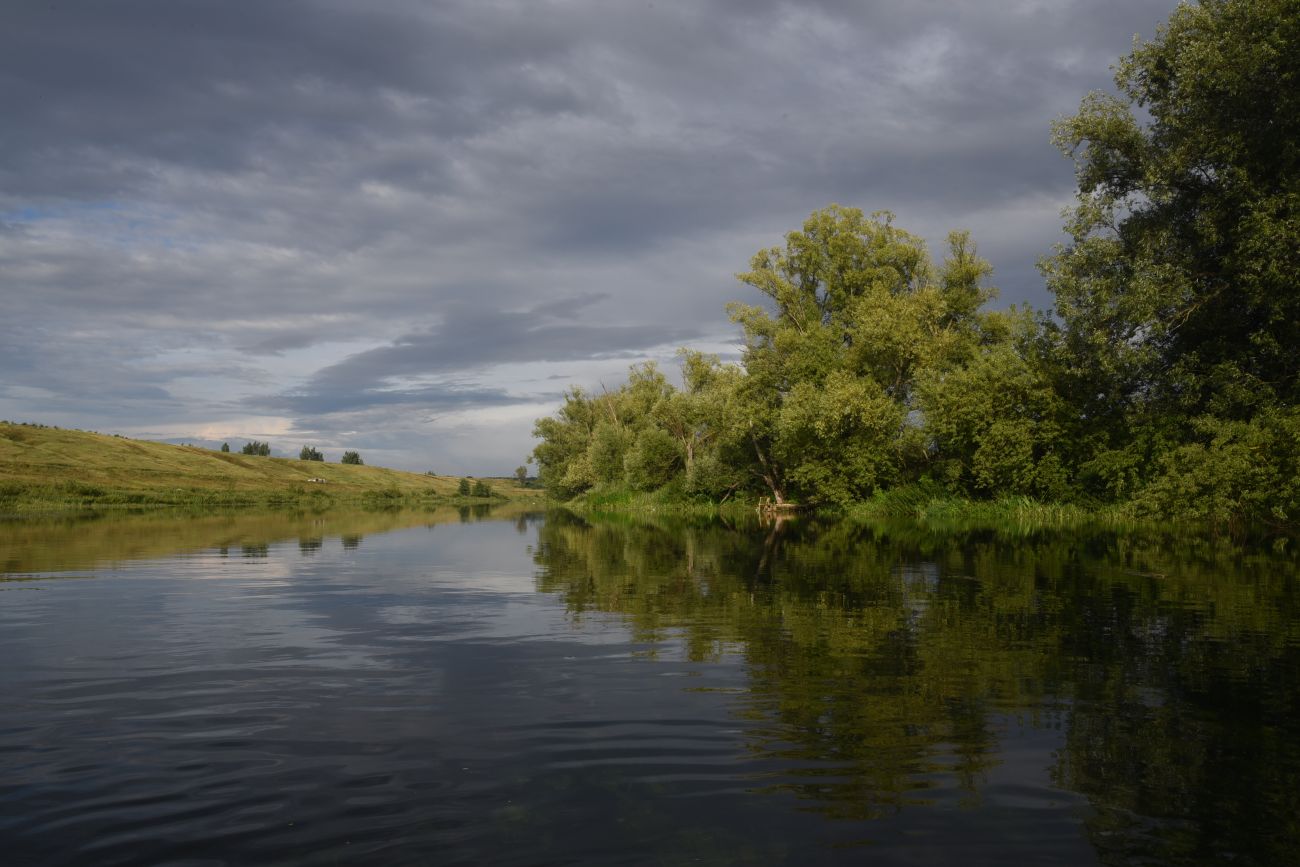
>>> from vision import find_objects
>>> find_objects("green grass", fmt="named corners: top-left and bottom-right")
top-left (552, 480), bottom-right (1157, 538)
top-left (838, 493), bottom-right (1137, 536)
top-left (0, 422), bottom-right (540, 513)
top-left (568, 485), bottom-right (756, 521)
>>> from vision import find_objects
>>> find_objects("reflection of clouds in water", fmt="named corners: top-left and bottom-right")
top-left (425, 570), bottom-right (536, 596)
top-left (145, 549), bottom-right (297, 582)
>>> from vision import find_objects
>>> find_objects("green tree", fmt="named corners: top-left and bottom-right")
top-left (515, 465), bottom-right (528, 484)
top-left (623, 427), bottom-right (681, 491)
top-left (531, 388), bottom-right (598, 498)
top-left (472, 479), bottom-right (492, 497)
top-left (299, 445), bottom-right (324, 461)
top-left (457, 477), bottom-right (472, 497)
top-left (917, 309), bottom-right (1068, 498)
top-left (587, 421), bottom-right (631, 486)
top-left (727, 205), bottom-right (999, 505)
top-left (220, 442), bottom-right (230, 453)
top-left (1044, 0), bottom-right (1300, 522)
top-left (654, 350), bottom-right (746, 497)
top-left (341, 450), bottom-right (363, 465)
top-left (241, 440), bottom-right (270, 456)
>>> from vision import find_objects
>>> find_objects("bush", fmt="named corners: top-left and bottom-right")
top-left (341, 450), bottom-right (363, 465)
top-left (457, 477), bottom-right (471, 496)
top-left (1134, 410), bottom-right (1300, 531)
top-left (299, 445), bottom-right (324, 461)
top-left (472, 480), bottom-right (492, 497)
top-left (623, 428), bottom-right (681, 491)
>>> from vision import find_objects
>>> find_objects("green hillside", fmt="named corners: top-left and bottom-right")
top-left (0, 422), bottom-right (534, 512)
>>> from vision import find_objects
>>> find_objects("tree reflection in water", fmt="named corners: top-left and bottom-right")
top-left (533, 512), bottom-right (1300, 865)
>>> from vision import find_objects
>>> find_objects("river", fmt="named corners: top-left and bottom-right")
top-left (2, 507), bottom-right (1297, 865)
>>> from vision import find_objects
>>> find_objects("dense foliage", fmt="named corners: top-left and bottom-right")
top-left (1043, 0), bottom-right (1300, 529)
top-left (241, 440), bottom-right (271, 456)
top-left (341, 450), bottom-right (363, 465)
top-left (531, 0), bottom-right (1299, 531)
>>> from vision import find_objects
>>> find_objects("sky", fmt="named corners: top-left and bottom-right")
top-left (0, 0), bottom-right (1179, 474)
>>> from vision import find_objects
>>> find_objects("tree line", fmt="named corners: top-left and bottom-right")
top-left (531, 0), bottom-right (1299, 531)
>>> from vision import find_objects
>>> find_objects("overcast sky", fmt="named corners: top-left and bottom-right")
top-left (0, 0), bottom-right (1178, 474)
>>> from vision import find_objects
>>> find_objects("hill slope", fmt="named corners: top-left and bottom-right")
top-left (0, 423), bottom-right (532, 511)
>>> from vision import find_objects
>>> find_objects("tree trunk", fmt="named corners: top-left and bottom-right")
top-left (751, 432), bottom-right (786, 504)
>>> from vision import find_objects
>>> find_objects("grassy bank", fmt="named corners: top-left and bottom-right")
top-left (568, 486), bottom-right (757, 521)
top-left (553, 482), bottom-right (1170, 539)
top-left (0, 423), bottom-right (538, 513)
top-left (836, 484), bottom-right (1139, 535)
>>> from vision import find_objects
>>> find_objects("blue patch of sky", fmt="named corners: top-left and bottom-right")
top-left (1, 200), bottom-right (208, 253)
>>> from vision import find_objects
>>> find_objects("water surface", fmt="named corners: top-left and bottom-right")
top-left (2, 508), bottom-right (1297, 865)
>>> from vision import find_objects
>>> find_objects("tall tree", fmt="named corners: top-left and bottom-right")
top-left (1044, 0), bottom-right (1300, 520)
top-left (1045, 0), bottom-right (1299, 429)
top-left (727, 205), bottom-right (998, 505)
top-left (531, 388), bottom-right (598, 498)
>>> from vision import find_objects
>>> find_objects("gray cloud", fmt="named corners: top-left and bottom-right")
top-left (0, 0), bottom-right (1180, 471)
top-left (275, 298), bottom-right (700, 414)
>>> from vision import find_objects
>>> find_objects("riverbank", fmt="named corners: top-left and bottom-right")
top-left (0, 422), bottom-right (539, 513)
top-left (557, 483), bottom-right (1199, 539)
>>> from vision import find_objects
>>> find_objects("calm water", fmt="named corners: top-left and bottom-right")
top-left (2, 508), bottom-right (1298, 866)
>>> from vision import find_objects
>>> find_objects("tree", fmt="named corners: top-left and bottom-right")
top-left (917, 310), bottom-right (1068, 498)
top-left (623, 427), bottom-right (681, 491)
top-left (457, 477), bottom-right (471, 497)
top-left (531, 388), bottom-right (598, 498)
top-left (515, 465), bottom-right (528, 484)
top-left (341, 450), bottom-right (363, 465)
top-left (1044, 0), bottom-right (1300, 519)
top-left (241, 440), bottom-right (270, 456)
top-left (656, 350), bottom-right (747, 498)
top-left (472, 479), bottom-right (492, 497)
top-left (299, 445), bottom-right (324, 461)
top-left (220, 442), bottom-right (230, 453)
top-left (727, 205), bottom-right (999, 504)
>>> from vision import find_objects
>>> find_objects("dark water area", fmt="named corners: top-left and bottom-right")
top-left (2, 508), bottom-right (1298, 866)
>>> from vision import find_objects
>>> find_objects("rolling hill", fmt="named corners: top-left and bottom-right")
top-left (0, 422), bottom-right (535, 511)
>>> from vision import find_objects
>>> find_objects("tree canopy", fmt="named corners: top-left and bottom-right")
top-left (1043, 0), bottom-right (1300, 525)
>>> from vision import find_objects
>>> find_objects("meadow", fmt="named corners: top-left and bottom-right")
top-left (0, 422), bottom-right (536, 512)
